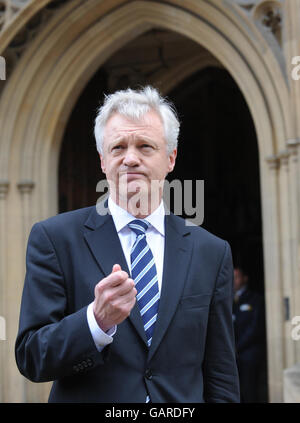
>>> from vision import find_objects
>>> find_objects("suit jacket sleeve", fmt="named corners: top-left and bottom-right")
top-left (15, 222), bottom-right (106, 382)
top-left (202, 241), bottom-right (240, 402)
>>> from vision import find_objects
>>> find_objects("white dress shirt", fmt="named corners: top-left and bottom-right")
top-left (87, 197), bottom-right (165, 351)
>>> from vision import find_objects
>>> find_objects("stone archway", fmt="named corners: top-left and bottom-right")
top-left (0, 0), bottom-right (298, 402)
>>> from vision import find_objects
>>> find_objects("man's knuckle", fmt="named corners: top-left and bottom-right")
top-left (103, 291), bottom-right (113, 303)
top-left (128, 279), bottom-right (135, 287)
top-left (94, 284), bottom-right (101, 296)
top-left (125, 279), bottom-right (135, 291)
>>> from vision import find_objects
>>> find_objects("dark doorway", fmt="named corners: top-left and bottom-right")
top-left (169, 67), bottom-right (264, 293)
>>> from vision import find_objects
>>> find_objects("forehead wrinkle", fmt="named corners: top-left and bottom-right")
top-left (103, 111), bottom-right (167, 151)
top-left (110, 133), bottom-right (157, 144)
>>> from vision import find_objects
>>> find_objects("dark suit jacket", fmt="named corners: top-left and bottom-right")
top-left (15, 205), bottom-right (240, 403)
top-left (233, 288), bottom-right (265, 364)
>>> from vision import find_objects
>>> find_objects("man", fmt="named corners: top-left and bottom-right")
top-left (15, 86), bottom-right (239, 402)
top-left (233, 267), bottom-right (266, 402)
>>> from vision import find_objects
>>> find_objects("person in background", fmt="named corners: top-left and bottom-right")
top-left (233, 266), bottom-right (266, 402)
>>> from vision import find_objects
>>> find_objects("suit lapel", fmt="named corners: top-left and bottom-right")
top-left (148, 213), bottom-right (192, 362)
top-left (83, 206), bottom-right (147, 346)
top-left (84, 210), bottom-right (128, 276)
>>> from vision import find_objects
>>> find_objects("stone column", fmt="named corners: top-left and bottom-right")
top-left (282, 0), bottom-right (300, 399)
top-left (17, 180), bottom-right (52, 402)
top-left (287, 139), bottom-right (300, 364)
top-left (277, 150), bottom-right (297, 368)
top-left (284, 0), bottom-right (300, 252)
top-left (17, 181), bottom-right (35, 248)
top-left (264, 155), bottom-right (285, 402)
top-left (284, 363), bottom-right (300, 402)
top-left (283, 0), bottom-right (300, 136)
top-left (17, 180), bottom-right (51, 402)
top-left (0, 180), bottom-right (9, 403)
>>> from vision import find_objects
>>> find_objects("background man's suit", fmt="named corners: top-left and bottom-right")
top-left (233, 287), bottom-right (266, 402)
top-left (15, 204), bottom-right (240, 402)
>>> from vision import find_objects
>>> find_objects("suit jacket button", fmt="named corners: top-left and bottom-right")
top-left (145, 369), bottom-right (153, 380)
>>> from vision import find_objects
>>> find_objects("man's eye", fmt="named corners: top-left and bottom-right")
top-left (112, 145), bottom-right (123, 151)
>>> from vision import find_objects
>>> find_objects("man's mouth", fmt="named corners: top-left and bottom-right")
top-left (123, 172), bottom-right (145, 181)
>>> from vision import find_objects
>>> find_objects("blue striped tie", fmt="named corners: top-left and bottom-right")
top-left (128, 219), bottom-right (160, 348)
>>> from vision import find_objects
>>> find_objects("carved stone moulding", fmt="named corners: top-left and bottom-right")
top-left (17, 180), bottom-right (34, 195)
top-left (265, 154), bottom-right (280, 170)
top-left (0, 0), bottom-right (71, 93)
top-left (0, 0), bottom-right (32, 32)
top-left (252, 0), bottom-right (283, 45)
top-left (4, 8), bottom-right (50, 73)
top-left (0, 1), bottom-right (7, 32)
top-left (233, 1), bottom-right (283, 46)
top-left (0, 179), bottom-right (9, 199)
top-left (234, 0), bottom-right (259, 13)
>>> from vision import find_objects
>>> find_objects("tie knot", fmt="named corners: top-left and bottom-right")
top-left (128, 219), bottom-right (149, 236)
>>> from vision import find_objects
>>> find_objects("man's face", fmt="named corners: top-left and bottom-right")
top-left (100, 110), bottom-right (177, 213)
top-left (233, 268), bottom-right (248, 292)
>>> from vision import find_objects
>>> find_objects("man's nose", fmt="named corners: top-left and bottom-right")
top-left (123, 149), bottom-right (140, 166)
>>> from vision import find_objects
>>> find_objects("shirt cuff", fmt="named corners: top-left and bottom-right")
top-left (87, 302), bottom-right (116, 351)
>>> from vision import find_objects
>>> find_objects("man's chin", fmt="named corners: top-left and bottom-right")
top-left (123, 180), bottom-right (148, 194)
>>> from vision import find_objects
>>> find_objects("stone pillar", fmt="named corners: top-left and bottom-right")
top-left (264, 155), bottom-right (285, 402)
top-left (17, 181), bottom-right (35, 249)
top-left (287, 140), bottom-right (300, 364)
top-left (283, 0), bottom-right (300, 378)
top-left (283, 0), bottom-right (300, 136)
top-left (277, 150), bottom-right (297, 368)
top-left (0, 180), bottom-right (9, 403)
top-left (284, 363), bottom-right (300, 403)
top-left (17, 181), bottom-right (51, 402)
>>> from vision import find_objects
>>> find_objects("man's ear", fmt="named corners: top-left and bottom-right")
top-left (167, 149), bottom-right (177, 173)
top-left (99, 153), bottom-right (106, 174)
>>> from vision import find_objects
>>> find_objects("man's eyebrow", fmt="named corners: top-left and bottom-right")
top-left (110, 136), bottom-right (125, 143)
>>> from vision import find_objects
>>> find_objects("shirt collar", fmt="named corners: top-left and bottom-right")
top-left (108, 196), bottom-right (165, 236)
top-left (235, 285), bottom-right (247, 297)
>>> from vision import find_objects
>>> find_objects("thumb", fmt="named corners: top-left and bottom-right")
top-left (112, 264), bottom-right (121, 273)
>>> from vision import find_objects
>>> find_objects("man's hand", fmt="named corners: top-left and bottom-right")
top-left (93, 264), bottom-right (137, 333)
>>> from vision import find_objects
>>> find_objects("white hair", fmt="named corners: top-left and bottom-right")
top-left (94, 86), bottom-right (180, 155)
